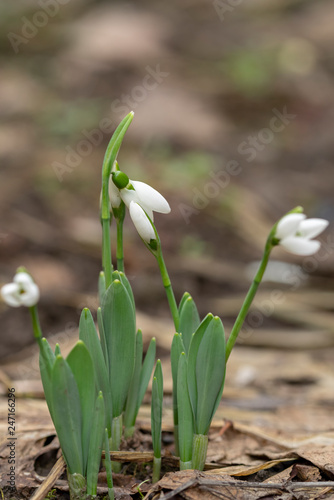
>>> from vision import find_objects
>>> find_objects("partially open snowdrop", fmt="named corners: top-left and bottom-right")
top-left (275, 213), bottom-right (329, 256)
top-left (111, 170), bottom-right (171, 220)
top-left (129, 201), bottom-right (156, 242)
top-left (1, 271), bottom-right (40, 307)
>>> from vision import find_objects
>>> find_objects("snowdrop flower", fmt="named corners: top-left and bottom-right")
top-left (111, 170), bottom-right (171, 220)
top-left (129, 201), bottom-right (156, 243)
top-left (275, 213), bottom-right (329, 256)
top-left (1, 272), bottom-right (40, 307)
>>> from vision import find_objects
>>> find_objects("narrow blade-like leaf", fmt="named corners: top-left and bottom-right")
top-left (86, 392), bottom-right (105, 496)
top-left (97, 307), bottom-right (109, 373)
top-left (67, 341), bottom-right (96, 475)
top-left (179, 295), bottom-right (200, 354)
top-left (39, 338), bottom-right (56, 421)
top-left (98, 271), bottom-right (106, 304)
top-left (137, 337), bottom-right (156, 413)
top-left (151, 360), bottom-right (163, 458)
top-left (177, 353), bottom-right (193, 465)
top-left (51, 355), bottom-right (83, 475)
top-left (102, 279), bottom-right (136, 417)
top-left (187, 313), bottom-right (214, 422)
top-left (124, 330), bottom-right (143, 432)
top-left (79, 308), bottom-right (112, 433)
top-left (195, 317), bottom-right (225, 435)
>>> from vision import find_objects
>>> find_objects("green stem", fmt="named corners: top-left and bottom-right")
top-left (102, 217), bottom-right (113, 289)
top-left (226, 240), bottom-right (272, 361)
top-left (156, 251), bottom-right (179, 332)
top-left (111, 415), bottom-right (123, 472)
top-left (116, 218), bottom-right (124, 273)
top-left (191, 434), bottom-right (208, 471)
top-left (29, 305), bottom-right (43, 350)
top-left (152, 456), bottom-right (161, 484)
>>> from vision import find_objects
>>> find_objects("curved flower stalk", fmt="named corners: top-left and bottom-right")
top-left (226, 207), bottom-right (329, 361)
top-left (274, 213), bottom-right (329, 256)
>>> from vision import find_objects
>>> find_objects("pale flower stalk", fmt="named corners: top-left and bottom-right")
top-left (1, 272), bottom-right (40, 307)
top-left (275, 213), bottom-right (329, 256)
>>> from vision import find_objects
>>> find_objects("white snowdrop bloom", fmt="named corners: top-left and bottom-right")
top-left (129, 201), bottom-right (156, 243)
top-left (275, 213), bottom-right (329, 256)
top-left (1, 272), bottom-right (40, 307)
top-left (121, 180), bottom-right (170, 221)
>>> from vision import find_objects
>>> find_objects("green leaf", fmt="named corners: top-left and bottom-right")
top-left (66, 341), bottom-right (96, 475)
top-left (102, 279), bottom-right (136, 417)
top-left (151, 360), bottom-right (163, 458)
top-left (51, 355), bottom-right (83, 474)
top-left (98, 271), bottom-right (106, 304)
top-left (187, 314), bottom-right (214, 423)
top-left (86, 392), bottom-right (105, 496)
top-left (137, 337), bottom-right (156, 414)
top-left (111, 270), bottom-right (135, 314)
top-left (195, 317), bottom-right (225, 435)
top-left (124, 330), bottom-right (144, 431)
top-left (170, 333), bottom-right (184, 427)
top-left (179, 295), bottom-right (200, 354)
top-left (97, 307), bottom-right (109, 373)
top-left (179, 292), bottom-right (191, 314)
top-left (79, 308), bottom-right (112, 433)
top-left (39, 338), bottom-right (56, 422)
top-left (54, 343), bottom-right (61, 356)
top-left (177, 353), bottom-right (193, 464)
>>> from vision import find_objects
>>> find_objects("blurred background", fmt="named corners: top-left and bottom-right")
top-left (1, 0), bottom-right (334, 365)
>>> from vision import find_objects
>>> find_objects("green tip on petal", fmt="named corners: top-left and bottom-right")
top-left (112, 171), bottom-right (129, 189)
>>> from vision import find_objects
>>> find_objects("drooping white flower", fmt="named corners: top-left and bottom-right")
top-left (129, 201), bottom-right (156, 243)
top-left (121, 180), bottom-right (171, 221)
top-left (275, 213), bottom-right (329, 256)
top-left (1, 272), bottom-right (40, 307)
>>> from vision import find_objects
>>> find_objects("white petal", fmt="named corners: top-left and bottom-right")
top-left (275, 213), bottom-right (306, 239)
top-left (14, 272), bottom-right (34, 286)
top-left (120, 186), bottom-right (140, 208)
top-left (137, 202), bottom-right (154, 221)
top-left (131, 181), bottom-right (171, 214)
top-left (109, 177), bottom-right (121, 208)
top-left (20, 283), bottom-right (40, 306)
top-left (129, 202), bottom-right (156, 243)
top-left (298, 218), bottom-right (329, 239)
top-left (280, 236), bottom-right (321, 255)
top-left (1, 283), bottom-right (22, 307)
